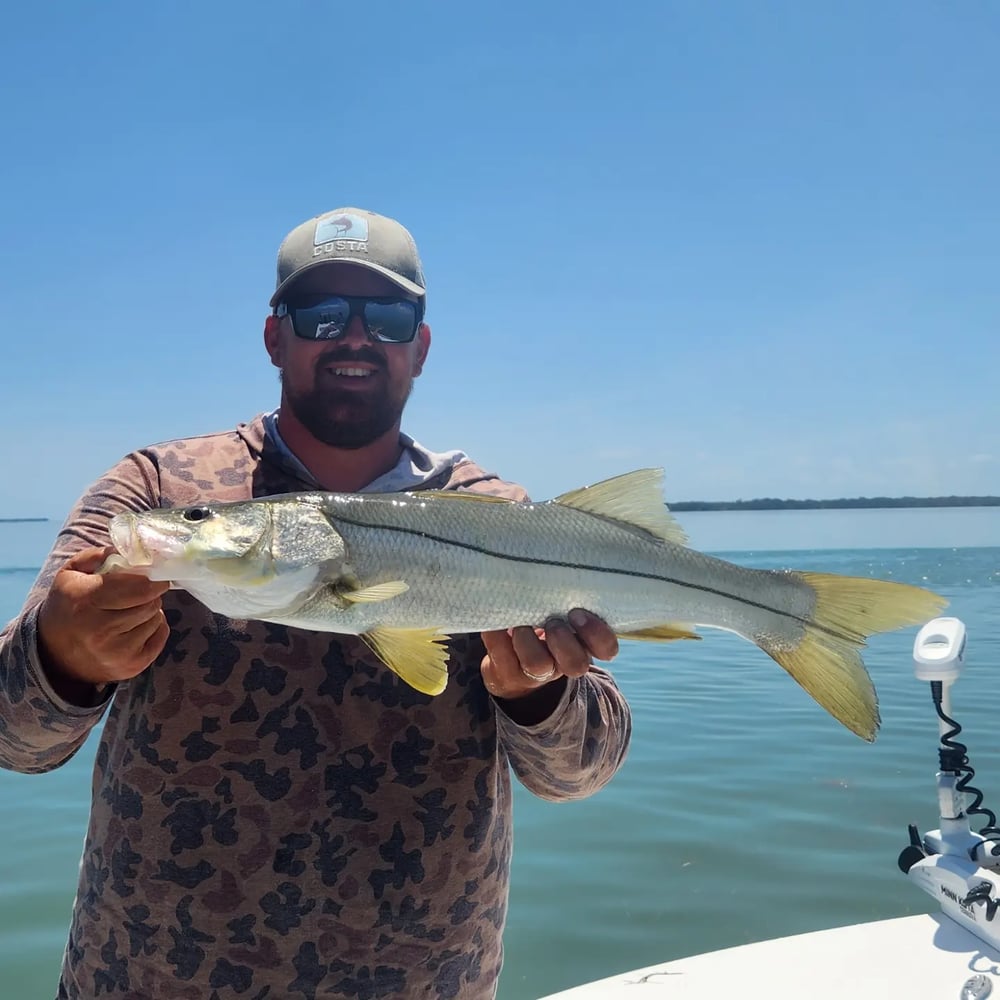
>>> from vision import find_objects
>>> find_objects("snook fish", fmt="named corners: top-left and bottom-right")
top-left (102, 469), bottom-right (947, 741)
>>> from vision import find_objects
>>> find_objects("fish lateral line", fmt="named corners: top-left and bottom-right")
top-left (323, 510), bottom-right (849, 641)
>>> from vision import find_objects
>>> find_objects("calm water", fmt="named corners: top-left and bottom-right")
top-left (2, 512), bottom-right (1000, 999)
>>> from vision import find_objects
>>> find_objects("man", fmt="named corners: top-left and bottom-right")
top-left (0, 208), bottom-right (631, 999)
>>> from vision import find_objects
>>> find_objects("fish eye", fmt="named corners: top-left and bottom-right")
top-left (183, 507), bottom-right (213, 523)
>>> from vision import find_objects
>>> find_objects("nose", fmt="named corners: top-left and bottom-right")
top-left (338, 312), bottom-right (371, 347)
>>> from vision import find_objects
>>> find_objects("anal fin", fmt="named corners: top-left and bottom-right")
top-left (617, 623), bottom-right (701, 643)
top-left (362, 627), bottom-right (452, 695)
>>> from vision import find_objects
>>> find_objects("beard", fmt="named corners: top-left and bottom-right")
top-left (281, 347), bottom-right (413, 450)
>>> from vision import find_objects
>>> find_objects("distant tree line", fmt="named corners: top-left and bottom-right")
top-left (668, 496), bottom-right (1000, 512)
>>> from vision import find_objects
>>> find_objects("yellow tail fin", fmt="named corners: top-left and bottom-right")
top-left (764, 573), bottom-right (947, 742)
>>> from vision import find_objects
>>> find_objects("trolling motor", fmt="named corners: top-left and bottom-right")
top-left (899, 617), bottom-right (1000, 954)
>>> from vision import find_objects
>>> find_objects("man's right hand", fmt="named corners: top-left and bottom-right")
top-left (37, 546), bottom-right (170, 703)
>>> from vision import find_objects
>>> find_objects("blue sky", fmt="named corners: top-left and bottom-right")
top-left (2, 1), bottom-right (997, 517)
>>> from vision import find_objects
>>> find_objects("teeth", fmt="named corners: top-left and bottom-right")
top-left (332, 367), bottom-right (372, 377)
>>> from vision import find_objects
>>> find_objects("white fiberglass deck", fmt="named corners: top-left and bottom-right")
top-left (538, 913), bottom-right (999, 999)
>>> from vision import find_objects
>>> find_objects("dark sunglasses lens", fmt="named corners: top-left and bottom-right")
top-left (292, 297), bottom-right (351, 340)
top-left (363, 300), bottom-right (419, 343)
top-left (285, 296), bottom-right (419, 342)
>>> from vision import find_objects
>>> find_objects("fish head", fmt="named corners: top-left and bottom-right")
top-left (109, 496), bottom-right (351, 595)
top-left (109, 500), bottom-right (281, 586)
top-left (106, 496), bottom-right (353, 621)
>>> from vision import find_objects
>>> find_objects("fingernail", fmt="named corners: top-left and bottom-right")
top-left (568, 609), bottom-right (588, 629)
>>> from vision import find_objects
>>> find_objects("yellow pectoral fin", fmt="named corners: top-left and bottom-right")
top-left (362, 627), bottom-right (452, 695)
top-left (617, 623), bottom-right (701, 643)
top-left (339, 580), bottom-right (410, 603)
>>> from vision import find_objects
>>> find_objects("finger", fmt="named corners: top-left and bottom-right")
top-left (65, 545), bottom-right (155, 579)
top-left (58, 546), bottom-right (169, 609)
top-left (63, 546), bottom-right (119, 573)
top-left (140, 618), bottom-right (171, 666)
top-left (509, 626), bottom-right (558, 682)
top-left (95, 610), bottom-right (169, 679)
top-left (480, 629), bottom-right (554, 696)
top-left (480, 630), bottom-right (518, 697)
top-left (124, 609), bottom-right (169, 664)
top-left (481, 629), bottom-right (520, 675)
top-left (92, 573), bottom-right (171, 611)
top-left (567, 609), bottom-right (619, 661)
top-left (541, 617), bottom-right (592, 678)
top-left (98, 598), bottom-right (167, 637)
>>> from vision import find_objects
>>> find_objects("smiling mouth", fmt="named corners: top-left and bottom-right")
top-left (330, 366), bottom-right (375, 377)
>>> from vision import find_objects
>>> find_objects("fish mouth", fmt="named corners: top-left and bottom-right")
top-left (108, 513), bottom-right (192, 567)
top-left (109, 513), bottom-right (153, 566)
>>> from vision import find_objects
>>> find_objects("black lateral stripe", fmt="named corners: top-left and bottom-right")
top-left (327, 511), bottom-right (857, 645)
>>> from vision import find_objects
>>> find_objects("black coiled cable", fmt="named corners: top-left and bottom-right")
top-left (962, 882), bottom-right (1000, 921)
top-left (930, 680), bottom-right (1000, 856)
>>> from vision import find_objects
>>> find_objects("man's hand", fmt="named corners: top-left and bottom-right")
top-left (37, 546), bottom-right (170, 702)
top-left (480, 609), bottom-right (618, 706)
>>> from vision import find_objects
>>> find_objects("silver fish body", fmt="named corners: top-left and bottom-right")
top-left (104, 469), bottom-right (947, 741)
top-left (280, 493), bottom-right (811, 640)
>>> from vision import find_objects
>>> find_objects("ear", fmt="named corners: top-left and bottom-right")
top-left (264, 314), bottom-right (283, 368)
top-left (413, 322), bottom-right (431, 376)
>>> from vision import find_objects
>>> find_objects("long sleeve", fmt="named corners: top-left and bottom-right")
top-left (0, 454), bottom-right (159, 773)
top-left (496, 665), bottom-right (631, 801)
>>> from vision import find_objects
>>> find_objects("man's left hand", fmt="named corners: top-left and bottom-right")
top-left (480, 609), bottom-right (619, 702)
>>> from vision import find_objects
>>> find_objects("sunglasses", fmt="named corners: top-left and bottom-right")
top-left (276, 294), bottom-right (423, 344)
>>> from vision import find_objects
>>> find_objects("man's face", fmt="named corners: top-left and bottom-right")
top-left (267, 264), bottom-right (430, 449)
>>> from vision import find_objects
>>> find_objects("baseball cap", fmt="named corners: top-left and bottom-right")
top-left (270, 207), bottom-right (426, 307)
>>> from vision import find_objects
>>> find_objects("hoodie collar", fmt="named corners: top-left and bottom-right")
top-left (257, 409), bottom-right (469, 493)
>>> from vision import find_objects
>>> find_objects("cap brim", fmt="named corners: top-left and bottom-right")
top-left (270, 259), bottom-right (425, 306)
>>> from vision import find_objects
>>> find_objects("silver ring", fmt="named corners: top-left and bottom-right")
top-left (521, 667), bottom-right (556, 683)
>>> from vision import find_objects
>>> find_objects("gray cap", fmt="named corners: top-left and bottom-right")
top-left (271, 207), bottom-right (426, 306)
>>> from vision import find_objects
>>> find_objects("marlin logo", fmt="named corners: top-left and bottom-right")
top-left (327, 216), bottom-right (353, 236)
top-left (314, 213), bottom-right (369, 246)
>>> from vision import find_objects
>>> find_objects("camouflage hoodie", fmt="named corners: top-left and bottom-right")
top-left (0, 414), bottom-right (632, 1000)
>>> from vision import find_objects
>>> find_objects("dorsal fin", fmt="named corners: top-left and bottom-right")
top-left (412, 490), bottom-right (513, 504)
top-left (553, 469), bottom-right (688, 545)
